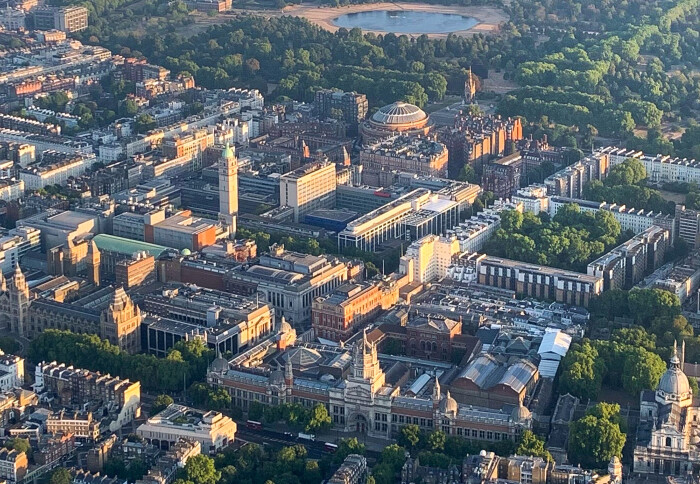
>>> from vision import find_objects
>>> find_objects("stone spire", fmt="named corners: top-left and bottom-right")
top-left (432, 374), bottom-right (441, 402)
top-left (284, 355), bottom-right (294, 385)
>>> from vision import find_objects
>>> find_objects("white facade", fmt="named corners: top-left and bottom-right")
top-left (400, 234), bottom-right (459, 283)
top-left (0, 179), bottom-right (24, 202)
top-left (20, 154), bottom-right (97, 189)
top-left (137, 404), bottom-right (237, 454)
top-left (0, 351), bottom-right (24, 392)
top-left (0, 227), bottom-right (41, 274)
top-left (0, 7), bottom-right (25, 30)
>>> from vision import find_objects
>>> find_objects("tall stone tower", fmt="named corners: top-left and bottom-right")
top-left (464, 66), bottom-right (476, 104)
top-left (100, 287), bottom-right (142, 354)
top-left (86, 240), bottom-right (101, 287)
top-left (218, 143), bottom-right (238, 238)
top-left (9, 266), bottom-right (30, 337)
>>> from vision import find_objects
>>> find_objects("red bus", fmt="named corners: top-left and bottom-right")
top-left (246, 420), bottom-right (263, 430)
top-left (323, 442), bottom-right (338, 453)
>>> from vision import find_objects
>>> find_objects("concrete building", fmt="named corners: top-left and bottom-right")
top-left (337, 188), bottom-right (462, 251)
top-left (315, 90), bottom-right (368, 134)
top-left (587, 226), bottom-right (670, 291)
top-left (218, 143), bottom-right (238, 236)
top-left (399, 234), bottom-right (459, 283)
top-left (279, 162), bottom-right (337, 223)
top-left (137, 404), bottom-right (236, 454)
top-left (0, 227), bottom-right (41, 275)
top-left (360, 135), bottom-right (448, 186)
top-left (477, 256), bottom-right (603, 307)
top-left (544, 152), bottom-right (610, 198)
top-left (226, 244), bottom-right (352, 325)
top-left (140, 284), bottom-right (274, 357)
top-left (145, 211), bottom-right (218, 252)
top-left (33, 6), bottom-right (88, 32)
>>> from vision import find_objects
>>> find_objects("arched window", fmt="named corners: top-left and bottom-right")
top-left (666, 437), bottom-right (672, 447)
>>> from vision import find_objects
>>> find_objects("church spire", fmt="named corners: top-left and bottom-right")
top-left (432, 374), bottom-right (441, 402)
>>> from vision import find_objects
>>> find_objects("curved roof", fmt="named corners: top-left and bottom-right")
top-left (93, 234), bottom-right (172, 258)
top-left (439, 391), bottom-right (458, 415)
top-left (511, 404), bottom-right (532, 422)
top-left (658, 364), bottom-right (691, 397)
top-left (210, 356), bottom-right (229, 373)
top-left (371, 101), bottom-right (427, 126)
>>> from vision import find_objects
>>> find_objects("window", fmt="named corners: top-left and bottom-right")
top-left (666, 437), bottom-right (672, 447)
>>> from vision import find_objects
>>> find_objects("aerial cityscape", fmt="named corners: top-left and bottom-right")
top-left (0, 0), bottom-right (698, 483)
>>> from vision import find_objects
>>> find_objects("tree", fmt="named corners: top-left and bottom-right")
top-left (306, 403), bottom-right (331, 432)
top-left (516, 430), bottom-right (553, 462)
top-left (185, 455), bottom-right (221, 484)
top-left (134, 114), bottom-right (156, 133)
top-left (5, 438), bottom-right (31, 455)
top-left (152, 394), bottom-right (174, 415)
top-left (457, 164), bottom-right (477, 183)
top-left (427, 430), bottom-right (446, 452)
top-left (50, 469), bottom-right (72, 484)
top-left (621, 347), bottom-right (666, 395)
top-left (568, 403), bottom-right (626, 468)
top-left (398, 424), bottom-right (422, 451)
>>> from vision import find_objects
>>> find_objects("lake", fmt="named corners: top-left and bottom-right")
top-left (333, 10), bottom-right (478, 34)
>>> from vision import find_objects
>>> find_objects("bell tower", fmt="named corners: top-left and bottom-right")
top-left (218, 143), bottom-right (238, 238)
top-left (9, 266), bottom-right (30, 337)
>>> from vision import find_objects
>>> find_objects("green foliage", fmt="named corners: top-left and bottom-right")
top-left (188, 383), bottom-right (231, 410)
top-left (583, 159), bottom-right (673, 214)
top-left (306, 403), bottom-right (331, 432)
top-left (568, 403), bottom-right (626, 468)
top-left (50, 469), bottom-right (72, 484)
top-left (151, 394), bottom-right (174, 415)
top-left (29, 330), bottom-right (213, 393)
top-left (398, 424), bottom-right (422, 450)
top-left (4, 438), bottom-right (31, 455)
top-left (483, 205), bottom-right (624, 272)
top-left (0, 337), bottom-right (19, 354)
top-left (427, 430), bottom-right (446, 451)
top-left (516, 431), bottom-right (553, 462)
top-left (185, 455), bottom-right (221, 484)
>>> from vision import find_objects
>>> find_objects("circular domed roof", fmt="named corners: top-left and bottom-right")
top-left (657, 344), bottom-right (692, 404)
top-left (181, 248), bottom-right (192, 256)
top-left (279, 317), bottom-right (292, 334)
top-left (210, 356), bottom-right (229, 373)
top-left (511, 404), bottom-right (532, 422)
top-left (371, 101), bottom-right (428, 126)
top-left (439, 391), bottom-right (458, 415)
top-left (658, 365), bottom-right (691, 396)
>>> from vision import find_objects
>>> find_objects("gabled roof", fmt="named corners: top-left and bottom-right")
top-left (538, 330), bottom-right (572, 358)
